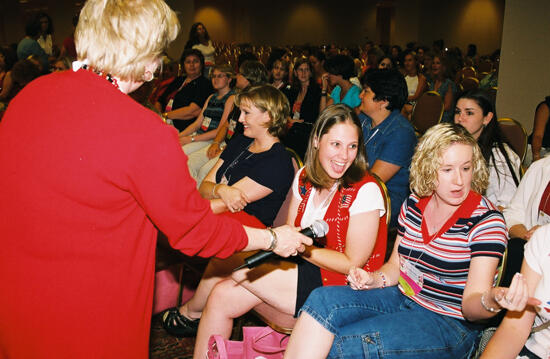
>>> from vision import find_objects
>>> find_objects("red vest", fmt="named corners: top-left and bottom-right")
top-left (295, 171), bottom-right (387, 286)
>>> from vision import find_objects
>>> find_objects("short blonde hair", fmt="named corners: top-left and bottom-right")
top-left (76, 0), bottom-right (179, 81)
top-left (211, 63), bottom-right (235, 79)
top-left (304, 104), bottom-right (368, 190)
top-left (235, 84), bottom-right (289, 139)
top-left (410, 123), bottom-right (488, 197)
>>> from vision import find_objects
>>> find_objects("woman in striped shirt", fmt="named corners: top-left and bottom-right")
top-left (284, 123), bottom-right (523, 359)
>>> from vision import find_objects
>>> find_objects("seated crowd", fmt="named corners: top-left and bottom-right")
top-left (3, 13), bottom-right (550, 358)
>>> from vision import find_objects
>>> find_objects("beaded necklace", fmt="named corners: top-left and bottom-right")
top-left (73, 61), bottom-right (121, 92)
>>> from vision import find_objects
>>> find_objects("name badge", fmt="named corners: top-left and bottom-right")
top-left (227, 120), bottom-right (236, 138)
top-left (165, 98), bottom-right (174, 112)
top-left (201, 116), bottom-right (212, 132)
top-left (398, 256), bottom-right (423, 297)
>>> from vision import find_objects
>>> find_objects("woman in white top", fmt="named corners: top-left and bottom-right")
top-left (185, 22), bottom-right (215, 75)
top-left (455, 89), bottom-right (521, 210)
top-left (401, 50), bottom-right (427, 119)
top-left (481, 224), bottom-right (550, 359)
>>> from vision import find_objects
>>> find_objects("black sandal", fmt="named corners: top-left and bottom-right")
top-left (161, 307), bottom-right (200, 337)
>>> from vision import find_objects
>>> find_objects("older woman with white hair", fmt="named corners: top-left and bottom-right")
top-left (0, 1), bottom-right (310, 358)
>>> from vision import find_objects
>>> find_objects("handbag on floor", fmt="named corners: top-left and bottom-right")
top-left (207, 326), bottom-right (289, 359)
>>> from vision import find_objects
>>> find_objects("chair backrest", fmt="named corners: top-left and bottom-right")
top-left (477, 71), bottom-right (490, 81)
top-left (272, 148), bottom-right (303, 227)
top-left (461, 66), bottom-right (477, 79)
top-left (487, 86), bottom-right (498, 105)
top-left (370, 172), bottom-right (391, 226)
top-left (477, 59), bottom-right (493, 74)
top-left (498, 117), bottom-right (528, 162)
top-left (459, 76), bottom-right (480, 93)
top-left (411, 91), bottom-right (444, 135)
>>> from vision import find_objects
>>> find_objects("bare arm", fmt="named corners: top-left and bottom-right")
top-left (480, 259), bottom-right (541, 359)
top-left (205, 95), bottom-right (235, 158)
top-left (408, 74), bottom-right (427, 102)
top-left (301, 209), bottom-right (381, 274)
top-left (509, 224), bottom-right (540, 240)
top-left (461, 256), bottom-right (503, 321)
top-left (200, 156), bottom-right (274, 214)
top-left (165, 102), bottom-right (201, 121)
top-left (319, 73), bottom-right (333, 112)
top-left (370, 159), bottom-right (401, 182)
top-left (179, 95), bottom-right (212, 139)
top-left (531, 103), bottom-right (549, 162)
top-left (347, 233), bottom-right (402, 289)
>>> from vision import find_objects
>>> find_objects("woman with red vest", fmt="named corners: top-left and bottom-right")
top-left (187, 104), bottom-right (387, 358)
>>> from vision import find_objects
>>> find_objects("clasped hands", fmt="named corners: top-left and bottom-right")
top-left (217, 185), bottom-right (249, 213)
top-left (346, 267), bottom-right (377, 290)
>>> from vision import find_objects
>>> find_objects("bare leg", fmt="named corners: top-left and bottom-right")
top-left (283, 312), bottom-right (334, 359)
top-left (193, 260), bottom-right (298, 358)
top-left (179, 252), bottom-right (250, 319)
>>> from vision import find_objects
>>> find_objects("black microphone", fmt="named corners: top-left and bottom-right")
top-left (233, 220), bottom-right (329, 271)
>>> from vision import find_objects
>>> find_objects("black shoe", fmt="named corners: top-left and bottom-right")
top-left (161, 307), bottom-right (199, 337)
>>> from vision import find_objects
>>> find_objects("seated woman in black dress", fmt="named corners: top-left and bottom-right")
top-left (155, 48), bottom-right (213, 131)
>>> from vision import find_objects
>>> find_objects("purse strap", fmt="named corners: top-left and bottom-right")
top-left (531, 319), bottom-right (550, 334)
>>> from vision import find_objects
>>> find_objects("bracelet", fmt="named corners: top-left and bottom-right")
top-left (377, 271), bottom-right (387, 288)
top-left (191, 135), bottom-right (195, 142)
top-left (481, 290), bottom-right (502, 313)
top-left (321, 92), bottom-right (327, 97)
top-left (211, 183), bottom-right (219, 198)
top-left (266, 227), bottom-right (278, 251)
top-left (212, 141), bottom-right (220, 145)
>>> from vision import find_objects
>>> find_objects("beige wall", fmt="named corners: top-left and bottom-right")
top-left (497, 0), bottom-right (550, 133)
top-left (417, 0), bottom-right (504, 55)
top-left (2, 0), bottom-right (505, 63)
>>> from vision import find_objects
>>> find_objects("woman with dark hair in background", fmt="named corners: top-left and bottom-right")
top-left (358, 69), bottom-right (417, 227)
top-left (184, 22), bottom-right (215, 75)
top-left (282, 57), bottom-right (321, 158)
top-left (189, 60), bottom-right (268, 185)
top-left (401, 49), bottom-right (427, 119)
top-left (378, 56), bottom-right (394, 70)
top-left (320, 54), bottom-right (362, 112)
top-left (528, 96), bottom-right (550, 164)
top-left (390, 45), bottom-right (402, 68)
top-left (454, 89), bottom-right (521, 210)
top-left (156, 48), bottom-right (213, 132)
top-left (36, 12), bottom-right (54, 57)
top-left (429, 53), bottom-right (456, 123)
top-left (269, 58), bottom-right (289, 90)
top-left (309, 49), bottom-right (327, 88)
top-left (16, 15), bottom-right (49, 71)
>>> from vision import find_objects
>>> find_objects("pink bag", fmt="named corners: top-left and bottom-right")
top-left (207, 327), bottom-right (289, 359)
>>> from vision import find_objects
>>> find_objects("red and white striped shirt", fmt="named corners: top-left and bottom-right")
top-left (397, 191), bottom-right (507, 320)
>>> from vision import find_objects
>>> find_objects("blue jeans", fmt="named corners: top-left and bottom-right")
top-left (300, 286), bottom-right (481, 359)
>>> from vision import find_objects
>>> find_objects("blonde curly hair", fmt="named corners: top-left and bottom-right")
top-left (410, 123), bottom-right (489, 197)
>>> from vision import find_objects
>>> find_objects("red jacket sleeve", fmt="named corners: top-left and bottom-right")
top-left (128, 123), bottom-right (248, 258)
